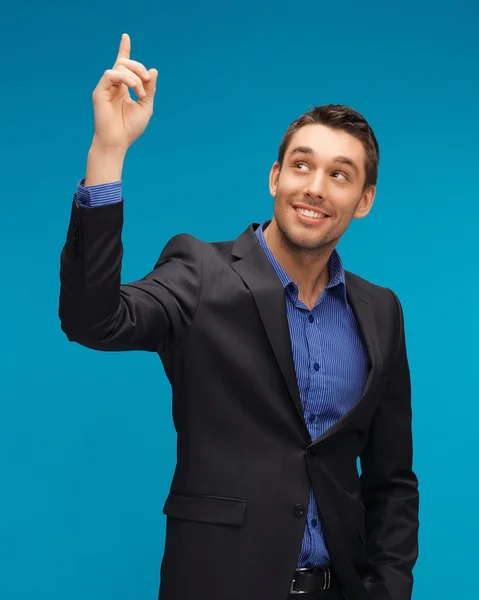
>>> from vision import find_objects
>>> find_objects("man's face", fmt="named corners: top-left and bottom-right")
top-left (269, 124), bottom-right (376, 252)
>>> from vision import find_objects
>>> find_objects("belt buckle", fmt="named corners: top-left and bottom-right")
top-left (290, 568), bottom-right (312, 594)
top-left (289, 567), bottom-right (331, 594)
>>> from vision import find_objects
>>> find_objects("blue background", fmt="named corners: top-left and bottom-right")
top-left (1, 0), bottom-right (478, 598)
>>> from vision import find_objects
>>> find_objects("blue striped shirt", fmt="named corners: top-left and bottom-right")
top-left (75, 177), bottom-right (122, 207)
top-left (255, 222), bottom-right (370, 567)
top-left (75, 178), bottom-right (370, 568)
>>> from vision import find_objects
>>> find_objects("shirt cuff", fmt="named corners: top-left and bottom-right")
top-left (76, 177), bottom-right (122, 208)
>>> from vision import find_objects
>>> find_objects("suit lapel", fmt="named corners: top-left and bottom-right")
top-left (230, 230), bottom-right (305, 430)
top-left (344, 272), bottom-right (383, 375)
top-left (230, 224), bottom-right (383, 442)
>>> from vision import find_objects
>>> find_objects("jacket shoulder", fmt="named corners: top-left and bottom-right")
top-left (346, 270), bottom-right (406, 370)
top-left (162, 232), bottom-right (236, 259)
top-left (345, 270), bottom-right (402, 310)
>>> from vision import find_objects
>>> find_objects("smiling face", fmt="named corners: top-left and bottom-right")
top-left (268, 123), bottom-right (376, 253)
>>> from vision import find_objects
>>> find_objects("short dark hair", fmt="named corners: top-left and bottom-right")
top-left (277, 104), bottom-right (380, 190)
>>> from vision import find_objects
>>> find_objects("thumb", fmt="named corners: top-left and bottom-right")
top-left (142, 68), bottom-right (158, 107)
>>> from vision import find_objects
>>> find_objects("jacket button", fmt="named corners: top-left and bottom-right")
top-left (294, 504), bottom-right (305, 516)
top-left (307, 447), bottom-right (316, 457)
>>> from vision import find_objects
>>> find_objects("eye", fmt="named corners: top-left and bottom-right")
top-left (332, 172), bottom-right (347, 180)
top-left (295, 161), bottom-right (309, 171)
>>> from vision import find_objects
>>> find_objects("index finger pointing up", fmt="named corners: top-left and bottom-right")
top-left (115, 33), bottom-right (130, 66)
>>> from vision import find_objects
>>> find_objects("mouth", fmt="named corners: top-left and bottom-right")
top-left (293, 205), bottom-right (330, 225)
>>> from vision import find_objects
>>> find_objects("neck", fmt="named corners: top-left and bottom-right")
top-left (262, 219), bottom-right (336, 308)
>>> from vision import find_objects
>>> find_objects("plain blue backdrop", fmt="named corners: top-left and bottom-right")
top-left (1, 0), bottom-right (478, 598)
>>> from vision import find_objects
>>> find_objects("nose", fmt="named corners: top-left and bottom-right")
top-left (304, 170), bottom-right (327, 199)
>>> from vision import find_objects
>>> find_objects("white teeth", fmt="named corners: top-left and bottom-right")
top-left (296, 208), bottom-right (326, 219)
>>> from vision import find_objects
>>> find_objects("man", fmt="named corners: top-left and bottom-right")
top-left (59, 33), bottom-right (419, 600)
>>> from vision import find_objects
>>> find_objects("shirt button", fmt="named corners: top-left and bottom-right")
top-left (308, 315), bottom-right (314, 323)
top-left (314, 363), bottom-right (320, 371)
top-left (294, 504), bottom-right (306, 516)
top-left (308, 414), bottom-right (316, 423)
top-left (311, 519), bottom-right (317, 527)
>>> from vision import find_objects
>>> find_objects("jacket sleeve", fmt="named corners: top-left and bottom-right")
top-left (359, 290), bottom-right (420, 600)
top-left (58, 196), bottom-right (202, 353)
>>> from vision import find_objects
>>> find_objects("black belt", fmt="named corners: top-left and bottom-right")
top-left (290, 566), bottom-right (338, 594)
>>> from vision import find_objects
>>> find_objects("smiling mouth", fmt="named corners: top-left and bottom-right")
top-left (294, 207), bottom-right (329, 220)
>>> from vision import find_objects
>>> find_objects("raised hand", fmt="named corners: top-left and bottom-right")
top-left (91, 33), bottom-right (158, 153)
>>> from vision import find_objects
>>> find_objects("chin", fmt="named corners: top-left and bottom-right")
top-left (281, 225), bottom-right (325, 251)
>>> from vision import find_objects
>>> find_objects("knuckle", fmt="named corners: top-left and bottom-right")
top-left (118, 65), bottom-right (135, 79)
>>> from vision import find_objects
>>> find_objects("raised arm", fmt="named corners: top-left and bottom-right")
top-left (59, 34), bottom-right (202, 353)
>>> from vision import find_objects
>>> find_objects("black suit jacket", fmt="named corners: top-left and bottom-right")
top-left (59, 197), bottom-right (419, 600)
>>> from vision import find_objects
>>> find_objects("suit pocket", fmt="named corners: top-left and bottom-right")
top-left (162, 491), bottom-right (247, 527)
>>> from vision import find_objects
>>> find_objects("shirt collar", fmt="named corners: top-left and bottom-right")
top-left (255, 220), bottom-right (348, 302)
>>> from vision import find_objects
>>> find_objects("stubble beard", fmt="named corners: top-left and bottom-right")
top-left (273, 194), bottom-right (362, 258)
top-left (274, 203), bottom-right (338, 260)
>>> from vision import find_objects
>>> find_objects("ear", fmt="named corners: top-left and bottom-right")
top-left (353, 185), bottom-right (376, 219)
top-left (269, 162), bottom-right (281, 198)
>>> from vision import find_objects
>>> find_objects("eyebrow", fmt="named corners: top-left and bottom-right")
top-left (288, 146), bottom-right (359, 175)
